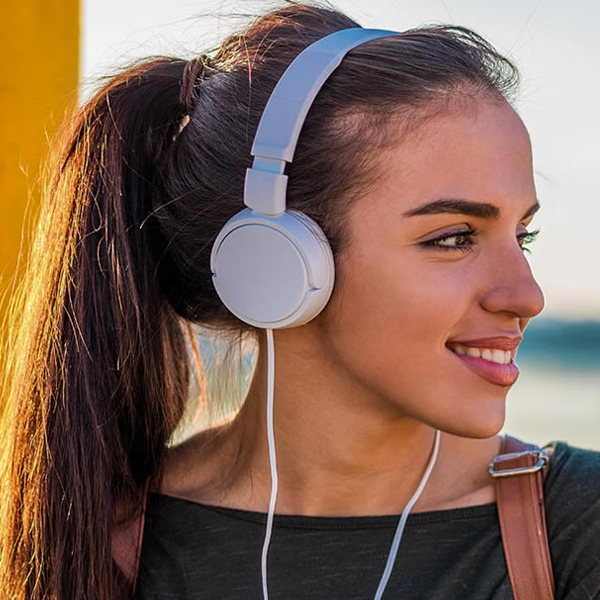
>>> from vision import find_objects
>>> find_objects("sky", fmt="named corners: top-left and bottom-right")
top-left (82, 0), bottom-right (600, 320)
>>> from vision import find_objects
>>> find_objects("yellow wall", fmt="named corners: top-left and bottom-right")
top-left (0, 1), bottom-right (80, 333)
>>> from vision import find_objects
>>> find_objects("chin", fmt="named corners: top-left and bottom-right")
top-left (432, 398), bottom-right (507, 440)
top-left (460, 415), bottom-right (506, 439)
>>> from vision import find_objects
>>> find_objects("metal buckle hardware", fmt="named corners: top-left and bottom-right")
top-left (487, 449), bottom-right (549, 478)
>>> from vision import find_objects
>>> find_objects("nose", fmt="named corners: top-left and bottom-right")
top-left (479, 246), bottom-right (545, 318)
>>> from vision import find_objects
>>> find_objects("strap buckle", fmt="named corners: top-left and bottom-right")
top-left (488, 449), bottom-right (549, 478)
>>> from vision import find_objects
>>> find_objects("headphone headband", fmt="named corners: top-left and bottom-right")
top-left (244, 27), bottom-right (400, 216)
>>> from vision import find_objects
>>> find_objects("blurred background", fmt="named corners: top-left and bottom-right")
top-left (1, 0), bottom-right (598, 449)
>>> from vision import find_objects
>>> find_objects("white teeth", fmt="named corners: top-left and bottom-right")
top-left (491, 349), bottom-right (505, 364)
top-left (450, 345), bottom-right (512, 365)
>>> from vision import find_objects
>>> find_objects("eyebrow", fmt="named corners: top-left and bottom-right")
top-left (403, 198), bottom-right (540, 221)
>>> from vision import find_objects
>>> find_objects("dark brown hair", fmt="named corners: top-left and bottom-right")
top-left (0, 2), bottom-right (519, 598)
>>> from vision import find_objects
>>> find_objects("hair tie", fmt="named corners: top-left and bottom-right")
top-left (174, 54), bottom-right (215, 141)
top-left (173, 114), bottom-right (191, 142)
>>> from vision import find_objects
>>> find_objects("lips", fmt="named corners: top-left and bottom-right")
top-left (447, 336), bottom-right (522, 351)
top-left (446, 335), bottom-right (522, 386)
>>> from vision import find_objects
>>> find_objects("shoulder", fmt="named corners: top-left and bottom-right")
top-left (543, 439), bottom-right (600, 543)
top-left (544, 440), bottom-right (600, 515)
top-left (542, 440), bottom-right (600, 599)
top-left (158, 421), bottom-right (237, 503)
top-left (142, 424), bottom-right (237, 552)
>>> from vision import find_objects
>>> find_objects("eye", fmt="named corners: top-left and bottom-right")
top-left (420, 229), bottom-right (477, 253)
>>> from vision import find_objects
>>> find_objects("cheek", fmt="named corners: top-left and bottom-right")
top-left (319, 250), bottom-right (508, 434)
top-left (330, 251), bottom-right (472, 352)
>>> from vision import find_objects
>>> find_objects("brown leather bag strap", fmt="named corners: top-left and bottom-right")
top-left (111, 480), bottom-right (150, 594)
top-left (489, 434), bottom-right (556, 600)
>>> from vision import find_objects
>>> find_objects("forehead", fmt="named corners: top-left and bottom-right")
top-left (355, 100), bottom-right (535, 221)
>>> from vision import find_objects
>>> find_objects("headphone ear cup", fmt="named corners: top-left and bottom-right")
top-left (210, 208), bottom-right (335, 329)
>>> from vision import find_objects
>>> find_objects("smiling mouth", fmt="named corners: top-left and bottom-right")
top-left (445, 342), bottom-right (520, 386)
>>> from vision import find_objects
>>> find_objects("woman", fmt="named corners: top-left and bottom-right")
top-left (1, 2), bottom-right (599, 599)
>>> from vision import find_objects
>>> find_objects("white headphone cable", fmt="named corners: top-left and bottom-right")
top-left (261, 328), bottom-right (278, 600)
top-left (260, 327), bottom-right (441, 600)
top-left (373, 426), bottom-right (441, 599)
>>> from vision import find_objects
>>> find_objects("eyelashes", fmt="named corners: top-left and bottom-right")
top-left (420, 228), bottom-right (540, 254)
top-left (517, 229), bottom-right (540, 254)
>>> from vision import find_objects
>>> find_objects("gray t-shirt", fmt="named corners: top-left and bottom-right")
top-left (134, 441), bottom-right (600, 599)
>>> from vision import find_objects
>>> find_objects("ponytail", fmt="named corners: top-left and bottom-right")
top-left (0, 57), bottom-right (193, 599)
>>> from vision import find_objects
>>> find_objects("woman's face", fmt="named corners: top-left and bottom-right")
top-left (319, 99), bottom-right (544, 438)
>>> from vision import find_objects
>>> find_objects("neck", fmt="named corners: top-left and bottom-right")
top-left (223, 332), bottom-right (470, 517)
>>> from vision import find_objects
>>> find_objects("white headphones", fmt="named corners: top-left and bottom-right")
top-left (209, 27), bottom-right (442, 600)
top-left (210, 28), bottom-right (402, 329)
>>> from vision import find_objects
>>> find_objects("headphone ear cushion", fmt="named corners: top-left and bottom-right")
top-left (210, 208), bottom-right (335, 329)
